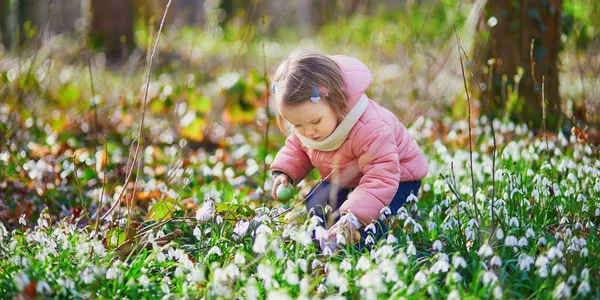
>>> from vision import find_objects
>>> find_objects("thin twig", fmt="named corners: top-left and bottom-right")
top-left (259, 14), bottom-right (271, 201)
top-left (454, 24), bottom-right (482, 242)
top-left (101, 0), bottom-right (172, 220)
top-left (455, 43), bottom-right (498, 244)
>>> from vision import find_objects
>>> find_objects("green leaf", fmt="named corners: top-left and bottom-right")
top-left (146, 198), bottom-right (182, 221)
top-left (106, 228), bottom-right (128, 247)
top-left (216, 203), bottom-right (256, 219)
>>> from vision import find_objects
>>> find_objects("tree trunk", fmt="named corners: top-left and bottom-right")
top-left (474, 0), bottom-right (562, 129)
top-left (90, 0), bottom-right (133, 62)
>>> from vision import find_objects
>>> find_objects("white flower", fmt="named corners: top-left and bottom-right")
top-left (189, 266), bottom-right (204, 282)
top-left (525, 228), bottom-right (535, 239)
top-left (233, 220), bottom-right (250, 237)
top-left (431, 260), bottom-right (450, 274)
top-left (36, 280), bottom-right (51, 294)
top-left (551, 264), bottom-right (567, 276)
top-left (253, 233), bottom-right (268, 254)
top-left (518, 237), bottom-right (528, 247)
top-left (207, 246), bottom-right (222, 256)
top-left (447, 290), bottom-right (460, 300)
top-left (406, 193), bottom-right (419, 203)
top-left (196, 200), bottom-right (215, 222)
top-left (340, 259), bottom-right (352, 272)
top-left (577, 280), bottom-right (591, 296)
top-left (482, 271), bottom-right (498, 285)
top-left (139, 274), bottom-right (150, 287)
top-left (518, 254), bottom-right (534, 271)
top-left (452, 255), bottom-right (467, 269)
top-left (553, 281), bottom-right (571, 299)
top-left (234, 252), bottom-right (246, 265)
top-left (432, 240), bottom-right (443, 252)
top-left (193, 226), bottom-right (202, 240)
top-left (478, 244), bottom-right (493, 258)
top-left (407, 242), bottom-right (417, 256)
top-left (509, 217), bottom-right (519, 227)
top-left (365, 235), bottom-right (376, 245)
top-left (106, 267), bottom-right (118, 280)
top-left (365, 223), bottom-right (377, 234)
top-left (19, 214), bottom-right (26, 226)
top-left (493, 286), bottom-right (503, 299)
top-left (356, 256), bottom-right (371, 271)
top-left (495, 228), bottom-right (504, 240)
top-left (386, 234), bottom-right (398, 244)
top-left (414, 271), bottom-right (427, 285)
top-left (490, 256), bottom-right (502, 267)
top-left (256, 224), bottom-right (273, 235)
top-left (379, 206), bottom-right (391, 220)
top-left (504, 236), bottom-right (518, 247)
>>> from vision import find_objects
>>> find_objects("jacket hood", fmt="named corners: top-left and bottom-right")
top-left (331, 55), bottom-right (373, 112)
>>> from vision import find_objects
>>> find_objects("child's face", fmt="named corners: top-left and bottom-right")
top-left (278, 100), bottom-right (338, 142)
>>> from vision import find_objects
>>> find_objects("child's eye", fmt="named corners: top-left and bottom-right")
top-left (311, 119), bottom-right (321, 125)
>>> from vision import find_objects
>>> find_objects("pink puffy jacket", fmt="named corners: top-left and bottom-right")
top-left (270, 55), bottom-right (428, 223)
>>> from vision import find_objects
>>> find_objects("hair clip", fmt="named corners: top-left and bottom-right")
top-left (319, 86), bottom-right (329, 97)
top-left (271, 83), bottom-right (276, 94)
top-left (310, 87), bottom-right (320, 103)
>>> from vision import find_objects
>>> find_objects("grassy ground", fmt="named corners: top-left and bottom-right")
top-left (1, 1), bottom-right (600, 298)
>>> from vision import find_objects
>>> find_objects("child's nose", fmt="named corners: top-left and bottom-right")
top-left (306, 127), bottom-right (316, 136)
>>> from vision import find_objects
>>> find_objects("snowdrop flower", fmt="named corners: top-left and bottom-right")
top-left (490, 256), bottom-right (502, 267)
top-left (428, 221), bottom-right (437, 230)
top-left (365, 223), bottom-right (377, 234)
top-left (253, 233), bottom-right (268, 254)
top-left (234, 252), bottom-right (246, 265)
top-left (547, 246), bottom-right (563, 260)
top-left (412, 223), bottom-right (424, 233)
top-left (430, 260), bottom-right (450, 274)
top-left (553, 281), bottom-right (571, 299)
top-left (255, 224), bottom-right (273, 236)
top-left (525, 228), bottom-right (535, 239)
top-left (414, 271), bottom-right (428, 285)
top-left (139, 274), bottom-right (150, 287)
top-left (407, 242), bottom-right (417, 256)
top-left (19, 214), bottom-right (26, 226)
top-left (432, 240), bottom-right (443, 252)
top-left (493, 286), bottom-right (503, 299)
top-left (386, 234), bottom-right (398, 244)
top-left (452, 255), bottom-right (467, 269)
top-left (365, 235), bottom-right (376, 245)
top-left (478, 244), bottom-right (493, 258)
top-left (356, 256), bottom-right (371, 271)
top-left (518, 254), bottom-right (534, 271)
top-left (311, 259), bottom-right (323, 269)
top-left (447, 290), bottom-right (460, 300)
top-left (581, 247), bottom-right (589, 257)
top-left (193, 226), bottom-right (202, 240)
top-left (196, 200), bottom-right (215, 222)
top-left (504, 235), bottom-right (518, 247)
top-left (379, 206), bottom-right (391, 220)
top-left (518, 237), bottom-right (528, 247)
top-left (495, 227), bottom-right (504, 240)
top-left (509, 217), bottom-right (519, 227)
top-left (482, 271), bottom-right (498, 285)
top-left (406, 193), bottom-right (419, 203)
top-left (577, 280), bottom-right (591, 296)
top-left (207, 246), bottom-right (222, 256)
top-left (537, 237), bottom-right (547, 246)
top-left (340, 259), bottom-right (352, 272)
top-left (551, 263), bottom-right (567, 276)
top-left (36, 280), bottom-right (51, 294)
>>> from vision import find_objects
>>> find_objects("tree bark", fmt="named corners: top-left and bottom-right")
top-left (474, 0), bottom-right (562, 129)
top-left (90, 0), bottom-right (134, 62)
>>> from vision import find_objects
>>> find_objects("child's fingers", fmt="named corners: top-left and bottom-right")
top-left (271, 179), bottom-right (281, 200)
top-left (281, 175), bottom-right (289, 186)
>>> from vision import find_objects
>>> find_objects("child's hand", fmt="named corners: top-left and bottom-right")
top-left (271, 173), bottom-right (291, 201)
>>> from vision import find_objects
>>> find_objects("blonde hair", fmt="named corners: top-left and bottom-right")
top-left (272, 49), bottom-right (348, 134)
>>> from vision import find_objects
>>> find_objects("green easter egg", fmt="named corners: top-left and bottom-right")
top-left (276, 184), bottom-right (295, 200)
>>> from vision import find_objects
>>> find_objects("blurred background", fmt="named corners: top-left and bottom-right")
top-left (0, 0), bottom-right (599, 226)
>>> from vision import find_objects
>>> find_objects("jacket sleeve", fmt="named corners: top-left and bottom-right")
top-left (270, 133), bottom-right (314, 185)
top-left (339, 120), bottom-right (400, 224)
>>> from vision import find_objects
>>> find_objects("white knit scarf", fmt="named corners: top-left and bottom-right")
top-left (293, 94), bottom-right (368, 151)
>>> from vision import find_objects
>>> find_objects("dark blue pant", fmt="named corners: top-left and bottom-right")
top-left (306, 180), bottom-right (422, 248)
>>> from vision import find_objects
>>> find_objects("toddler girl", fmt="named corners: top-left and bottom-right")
top-left (270, 49), bottom-right (428, 248)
